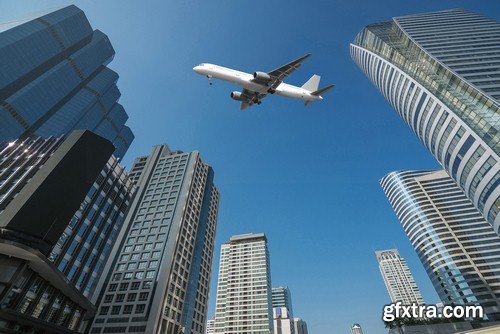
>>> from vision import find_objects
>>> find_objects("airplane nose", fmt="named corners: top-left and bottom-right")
top-left (193, 66), bottom-right (201, 74)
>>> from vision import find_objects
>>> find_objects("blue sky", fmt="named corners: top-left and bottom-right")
top-left (1, 1), bottom-right (499, 333)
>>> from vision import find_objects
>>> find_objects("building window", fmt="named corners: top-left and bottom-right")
top-left (135, 304), bottom-right (145, 314)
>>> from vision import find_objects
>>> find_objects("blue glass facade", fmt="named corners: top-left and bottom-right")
top-left (0, 5), bottom-right (133, 158)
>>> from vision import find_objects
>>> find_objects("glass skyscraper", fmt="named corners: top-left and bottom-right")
top-left (0, 130), bottom-right (115, 333)
top-left (214, 233), bottom-right (273, 334)
top-left (0, 5), bottom-right (133, 158)
top-left (351, 9), bottom-right (499, 231)
top-left (48, 155), bottom-right (135, 302)
top-left (90, 145), bottom-right (219, 334)
top-left (0, 6), bottom-right (136, 332)
top-left (381, 170), bottom-right (500, 320)
top-left (375, 249), bottom-right (425, 305)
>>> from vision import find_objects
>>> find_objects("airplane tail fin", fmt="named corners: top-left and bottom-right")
top-left (301, 74), bottom-right (321, 92)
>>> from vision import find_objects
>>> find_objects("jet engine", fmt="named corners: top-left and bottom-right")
top-left (230, 91), bottom-right (246, 101)
top-left (253, 71), bottom-right (271, 82)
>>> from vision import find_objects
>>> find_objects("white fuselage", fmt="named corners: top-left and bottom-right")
top-left (193, 63), bottom-right (322, 102)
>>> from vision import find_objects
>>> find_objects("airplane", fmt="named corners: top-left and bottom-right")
top-left (193, 53), bottom-right (334, 110)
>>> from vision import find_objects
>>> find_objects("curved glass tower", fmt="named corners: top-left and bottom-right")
top-left (351, 9), bottom-right (499, 232)
top-left (381, 170), bottom-right (500, 320)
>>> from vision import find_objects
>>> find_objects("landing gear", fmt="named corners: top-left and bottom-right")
top-left (267, 88), bottom-right (276, 94)
top-left (206, 75), bottom-right (213, 85)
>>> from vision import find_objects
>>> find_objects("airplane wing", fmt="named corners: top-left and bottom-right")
top-left (264, 53), bottom-right (312, 91)
top-left (240, 101), bottom-right (250, 110)
top-left (240, 88), bottom-right (267, 110)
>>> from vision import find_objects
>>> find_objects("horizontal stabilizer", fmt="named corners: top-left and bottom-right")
top-left (311, 84), bottom-right (335, 96)
top-left (301, 74), bottom-right (321, 92)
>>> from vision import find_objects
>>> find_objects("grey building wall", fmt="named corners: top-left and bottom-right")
top-left (90, 145), bottom-right (219, 334)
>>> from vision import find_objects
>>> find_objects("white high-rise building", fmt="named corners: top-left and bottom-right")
top-left (351, 323), bottom-right (363, 334)
top-left (273, 307), bottom-right (294, 334)
top-left (214, 233), bottom-right (273, 334)
top-left (206, 318), bottom-right (215, 334)
top-left (376, 249), bottom-right (425, 305)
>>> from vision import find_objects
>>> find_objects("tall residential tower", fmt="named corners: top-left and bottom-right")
top-left (375, 249), bottom-right (425, 305)
top-left (90, 145), bottom-right (219, 334)
top-left (351, 9), bottom-right (500, 230)
top-left (214, 233), bottom-right (273, 334)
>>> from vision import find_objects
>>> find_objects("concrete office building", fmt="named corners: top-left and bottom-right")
top-left (0, 5), bottom-right (133, 158)
top-left (205, 318), bottom-right (215, 334)
top-left (214, 233), bottom-right (273, 334)
top-left (272, 286), bottom-right (294, 317)
top-left (273, 307), bottom-right (294, 334)
top-left (293, 318), bottom-right (308, 334)
top-left (376, 249), bottom-right (425, 305)
top-left (381, 170), bottom-right (500, 320)
top-left (90, 145), bottom-right (219, 334)
top-left (0, 130), bottom-right (114, 333)
top-left (351, 9), bottom-right (500, 230)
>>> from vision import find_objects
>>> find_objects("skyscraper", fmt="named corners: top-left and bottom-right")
top-left (272, 286), bottom-right (294, 317)
top-left (351, 9), bottom-right (499, 231)
top-left (0, 130), bottom-right (115, 333)
top-left (205, 318), bottom-right (215, 334)
top-left (381, 170), bottom-right (500, 320)
top-left (273, 307), bottom-right (294, 334)
top-left (90, 145), bottom-right (219, 334)
top-left (293, 318), bottom-right (308, 334)
top-left (48, 155), bottom-right (136, 301)
top-left (0, 6), bottom-right (136, 331)
top-left (375, 249), bottom-right (425, 305)
top-left (351, 323), bottom-right (363, 334)
top-left (0, 5), bottom-right (133, 158)
top-left (214, 233), bottom-right (273, 334)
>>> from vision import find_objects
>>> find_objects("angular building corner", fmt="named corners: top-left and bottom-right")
top-left (0, 4), bottom-right (134, 158)
top-left (350, 9), bottom-right (500, 231)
